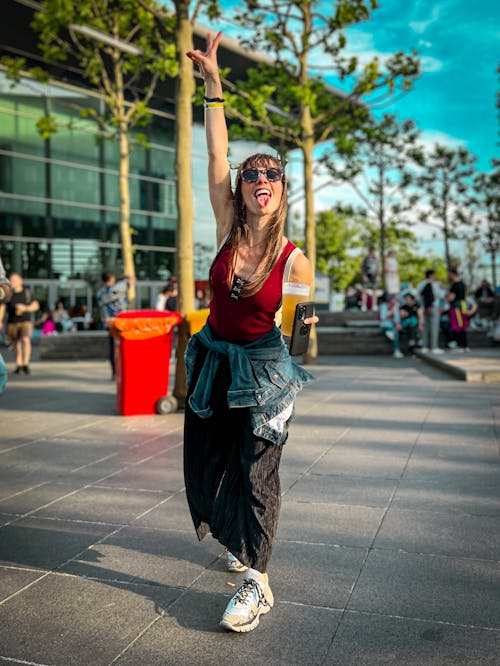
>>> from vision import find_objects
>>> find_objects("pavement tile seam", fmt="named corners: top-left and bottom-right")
top-left (131, 487), bottom-right (186, 523)
top-left (69, 452), bottom-right (120, 473)
top-left (305, 471), bottom-right (404, 482)
top-left (63, 437), bottom-right (183, 484)
top-left (283, 498), bottom-right (395, 511)
top-left (166, 583), bottom-right (349, 612)
top-left (341, 607), bottom-right (500, 634)
top-left (0, 482), bottom-right (50, 504)
top-left (0, 437), bottom-right (55, 456)
top-left (0, 472), bottom-right (130, 523)
top-left (98, 525), bottom-right (194, 537)
top-left (18, 489), bottom-right (191, 570)
top-left (127, 437), bottom-right (184, 457)
top-left (19, 490), bottom-right (189, 574)
top-left (277, 537), bottom-right (367, 553)
top-left (379, 503), bottom-right (500, 519)
top-left (109, 614), bottom-right (163, 666)
top-left (0, 513), bottom-right (22, 527)
top-left (50, 569), bottom-right (189, 592)
top-left (3, 513), bottom-right (129, 529)
top-left (0, 417), bottom-right (116, 455)
top-left (91, 484), bottom-right (166, 494)
top-left (1, 563), bottom-right (50, 576)
top-left (0, 570), bottom-right (51, 608)
top-left (281, 427), bottom-right (352, 498)
top-left (366, 544), bottom-right (500, 565)
top-left (27, 479), bottom-right (183, 525)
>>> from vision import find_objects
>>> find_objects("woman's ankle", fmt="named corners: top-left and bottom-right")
top-left (247, 568), bottom-right (268, 585)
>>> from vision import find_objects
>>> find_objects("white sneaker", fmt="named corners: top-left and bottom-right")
top-left (393, 350), bottom-right (403, 359)
top-left (220, 577), bottom-right (274, 633)
top-left (384, 330), bottom-right (395, 341)
top-left (431, 348), bottom-right (444, 354)
top-left (226, 550), bottom-right (248, 573)
top-left (420, 347), bottom-right (429, 353)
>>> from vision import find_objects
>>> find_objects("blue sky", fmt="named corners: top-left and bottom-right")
top-left (342, 0), bottom-right (499, 171)
top-left (197, 1), bottom-right (499, 268)
top-left (203, 0), bottom-right (499, 171)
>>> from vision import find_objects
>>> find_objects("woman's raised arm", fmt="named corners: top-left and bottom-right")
top-left (186, 32), bottom-right (233, 244)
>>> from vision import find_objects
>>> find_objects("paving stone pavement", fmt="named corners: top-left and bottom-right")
top-left (0, 355), bottom-right (499, 666)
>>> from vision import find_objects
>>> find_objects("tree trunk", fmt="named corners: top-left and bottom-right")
top-left (174, 10), bottom-right (195, 315)
top-left (118, 122), bottom-right (136, 305)
top-left (378, 164), bottom-right (385, 284)
top-left (301, 115), bottom-right (317, 364)
top-left (491, 247), bottom-right (497, 289)
top-left (442, 201), bottom-right (451, 272)
top-left (173, 3), bottom-right (195, 405)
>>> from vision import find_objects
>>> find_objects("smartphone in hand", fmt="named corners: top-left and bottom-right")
top-left (288, 301), bottom-right (314, 356)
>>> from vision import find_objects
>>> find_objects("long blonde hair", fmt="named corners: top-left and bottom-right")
top-left (212, 153), bottom-right (288, 297)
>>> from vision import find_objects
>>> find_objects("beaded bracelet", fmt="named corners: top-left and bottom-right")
top-left (204, 96), bottom-right (224, 103)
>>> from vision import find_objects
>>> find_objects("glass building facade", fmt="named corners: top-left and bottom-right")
top-left (0, 71), bottom-right (216, 312)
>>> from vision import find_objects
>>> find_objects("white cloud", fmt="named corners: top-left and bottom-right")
top-left (409, 5), bottom-right (442, 34)
top-left (419, 55), bottom-right (444, 73)
top-left (342, 30), bottom-right (395, 67)
top-left (418, 129), bottom-right (468, 151)
top-left (338, 29), bottom-right (445, 74)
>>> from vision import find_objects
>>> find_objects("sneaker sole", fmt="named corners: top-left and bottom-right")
top-left (220, 602), bottom-right (272, 633)
top-left (227, 562), bottom-right (248, 573)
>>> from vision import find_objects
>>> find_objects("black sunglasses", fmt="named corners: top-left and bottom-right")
top-left (240, 167), bottom-right (283, 183)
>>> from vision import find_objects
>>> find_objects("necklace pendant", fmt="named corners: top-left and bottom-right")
top-left (230, 276), bottom-right (246, 301)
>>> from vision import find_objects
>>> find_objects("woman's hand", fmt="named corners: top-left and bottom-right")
top-left (186, 31), bottom-right (223, 82)
top-left (304, 315), bottom-right (319, 325)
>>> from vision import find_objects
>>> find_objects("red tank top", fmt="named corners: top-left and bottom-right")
top-left (209, 239), bottom-right (297, 342)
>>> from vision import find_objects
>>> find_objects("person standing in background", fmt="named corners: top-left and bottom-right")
top-left (96, 271), bottom-right (134, 379)
top-left (0, 257), bottom-right (11, 392)
top-left (384, 249), bottom-right (400, 298)
top-left (447, 268), bottom-right (469, 351)
top-left (361, 246), bottom-right (379, 311)
top-left (165, 280), bottom-right (178, 311)
top-left (155, 283), bottom-right (175, 311)
top-left (417, 269), bottom-right (443, 353)
top-left (0, 273), bottom-right (39, 375)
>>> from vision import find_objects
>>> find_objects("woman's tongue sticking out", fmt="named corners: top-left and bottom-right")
top-left (256, 188), bottom-right (270, 207)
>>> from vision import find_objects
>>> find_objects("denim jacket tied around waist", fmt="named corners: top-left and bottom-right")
top-left (185, 323), bottom-right (314, 445)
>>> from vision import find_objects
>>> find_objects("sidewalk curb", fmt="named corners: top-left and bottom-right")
top-left (415, 349), bottom-right (500, 383)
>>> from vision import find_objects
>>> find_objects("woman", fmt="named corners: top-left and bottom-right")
top-left (185, 32), bottom-right (316, 633)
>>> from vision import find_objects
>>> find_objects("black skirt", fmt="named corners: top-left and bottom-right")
top-left (183, 347), bottom-right (285, 572)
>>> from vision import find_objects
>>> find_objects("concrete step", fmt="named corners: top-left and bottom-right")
top-left (39, 331), bottom-right (108, 360)
top-left (317, 326), bottom-right (495, 355)
top-left (38, 324), bottom-right (495, 360)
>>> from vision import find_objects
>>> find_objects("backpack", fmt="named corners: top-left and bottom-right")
top-left (421, 281), bottom-right (435, 308)
top-left (449, 302), bottom-right (468, 331)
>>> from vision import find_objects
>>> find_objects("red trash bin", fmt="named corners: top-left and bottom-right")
top-left (110, 309), bottom-right (182, 416)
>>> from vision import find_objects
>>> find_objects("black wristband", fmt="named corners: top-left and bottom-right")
top-left (204, 96), bottom-right (224, 103)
